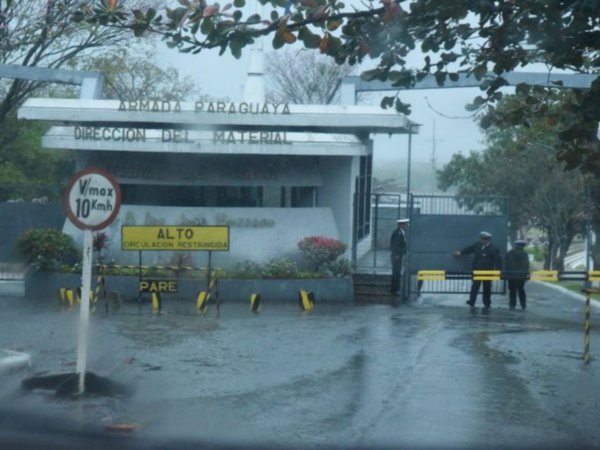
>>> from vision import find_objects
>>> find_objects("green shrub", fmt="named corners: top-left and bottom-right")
top-left (298, 236), bottom-right (347, 270)
top-left (228, 259), bottom-right (323, 279)
top-left (321, 258), bottom-right (353, 277)
top-left (230, 260), bottom-right (264, 279)
top-left (525, 246), bottom-right (545, 262)
top-left (17, 229), bottom-right (79, 271)
top-left (262, 258), bottom-right (299, 279)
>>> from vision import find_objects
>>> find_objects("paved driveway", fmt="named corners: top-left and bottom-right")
top-left (0, 281), bottom-right (599, 449)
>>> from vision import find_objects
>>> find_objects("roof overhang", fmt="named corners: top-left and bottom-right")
top-left (19, 98), bottom-right (420, 135)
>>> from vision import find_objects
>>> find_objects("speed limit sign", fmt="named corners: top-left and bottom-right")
top-left (64, 167), bottom-right (121, 230)
top-left (64, 167), bottom-right (121, 394)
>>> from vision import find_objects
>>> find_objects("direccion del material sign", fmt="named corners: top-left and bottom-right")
top-left (121, 226), bottom-right (229, 251)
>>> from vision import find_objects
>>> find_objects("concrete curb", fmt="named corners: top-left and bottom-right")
top-left (537, 281), bottom-right (600, 310)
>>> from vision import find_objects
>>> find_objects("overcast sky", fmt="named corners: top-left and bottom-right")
top-left (157, 39), bottom-right (487, 167)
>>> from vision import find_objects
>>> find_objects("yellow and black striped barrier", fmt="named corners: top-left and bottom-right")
top-left (417, 270), bottom-right (445, 281)
top-left (417, 270), bottom-right (600, 282)
top-left (472, 270), bottom-right (502, 281)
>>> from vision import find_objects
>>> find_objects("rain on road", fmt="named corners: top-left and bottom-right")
top-left (1, 281), bottom-right (599, 449)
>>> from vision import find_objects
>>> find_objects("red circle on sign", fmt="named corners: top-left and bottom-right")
top-left (64, 167), bottom-right (121, 231)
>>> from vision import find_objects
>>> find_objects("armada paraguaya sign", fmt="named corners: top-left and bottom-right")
top-left (121, 226), bottom-right (229, 251)
top-left (72, 101), bottom-right (294, 146)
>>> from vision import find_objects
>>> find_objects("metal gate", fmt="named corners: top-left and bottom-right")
top-left (407, 194), bottom-right (508, 295)
top-left (352, 193), bottom-right (508, 297)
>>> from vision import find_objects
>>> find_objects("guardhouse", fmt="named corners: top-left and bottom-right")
top-left (17, 49), bottom-right (418, 268)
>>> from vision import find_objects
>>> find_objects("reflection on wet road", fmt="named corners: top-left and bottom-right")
top-left (1, 281), bottom-right (599, 449)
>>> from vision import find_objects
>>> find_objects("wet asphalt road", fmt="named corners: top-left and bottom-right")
top-left (1, 280), bottom-right (599, 449)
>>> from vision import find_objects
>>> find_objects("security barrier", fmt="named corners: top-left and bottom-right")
top-left (418, 270), bottom-right (600, 282)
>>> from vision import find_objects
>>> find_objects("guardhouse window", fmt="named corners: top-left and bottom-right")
top-left (354, 155), bottom-right (372, 240)
top-left (121, 184), bottom-right (317, 208)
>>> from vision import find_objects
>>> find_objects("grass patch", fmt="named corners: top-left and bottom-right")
top-left (553, 281), bottom-right (600, 301)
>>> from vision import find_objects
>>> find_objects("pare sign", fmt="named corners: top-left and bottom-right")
top-left (64, 167), bottom-right (121, 230)
top-left (139, 279), bottom-right (178, 293)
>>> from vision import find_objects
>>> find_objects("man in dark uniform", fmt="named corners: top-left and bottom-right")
top-left (453, 231), bottom-right (502, 309)
top-left (505, 239), bottom-right (530, 310)
top-left (390, 219), bottom-right (409, 295)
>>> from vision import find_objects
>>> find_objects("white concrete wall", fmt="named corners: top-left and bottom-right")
top-left (317, 156), bottom-right (359, 249)
top-left (63, 205), bottom-right (339, 268)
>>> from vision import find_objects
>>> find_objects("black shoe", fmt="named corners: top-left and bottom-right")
top-left (466, 300), bottom-right (474, 307)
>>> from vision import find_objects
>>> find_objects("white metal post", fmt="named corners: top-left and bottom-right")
top-left (76, 229), bottom-right (93, 394)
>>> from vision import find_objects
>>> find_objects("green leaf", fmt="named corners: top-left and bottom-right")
top-left (247, 13), bottom-right (261, 24)
top-left (272, 31), bottom-right (285, 49)
top-left (200, 18), bottom-right (213, 34)
top-left (388, 70), bottom-right (414, 88)
top-left (380, 96), bottom-right (395, 109)
top-left (230, 37), bottom-right (242, 59)
top-left (360, 69), bottom-right (381, 82)
top-left (233, 0), bottom-right (245, 6)
top-left (434, 71), bottom-right (446, 86)
top-left (473, 63), bottom-right (487, 80)
top-left (394, 99), bottom-right (412, 115)
top-left (298, 27), bottom-right (321, 49)
top-left (480, 114), bottom-right (494, 129)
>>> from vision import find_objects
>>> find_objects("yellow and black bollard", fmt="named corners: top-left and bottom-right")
top-left (75, 287), bottom-right (95, 306)
top-left (250, 293), bottom-right (261, 313)
top-left (299, 289), bottom-right (315, 312)
top-left (197, 291), bottom-right (210, 314)
top-left (584, 290), bottom-right (592, 364)
top-left (581, 287), bottom-right (597, 364)
top-left (59, 288), bottom-right (75, 308)
top-left (94, 274), bottom-right (107, 313)
top-left (151, 292), bottom-right (161, 314)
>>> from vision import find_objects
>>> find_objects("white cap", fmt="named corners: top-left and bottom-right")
top-left (480, 231), bottom-right (492, 238)
top-left (397, 219), bottom-right (410, 223)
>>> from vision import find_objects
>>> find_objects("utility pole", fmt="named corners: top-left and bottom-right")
top-left (424, 119), bottom-right (443, 170)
